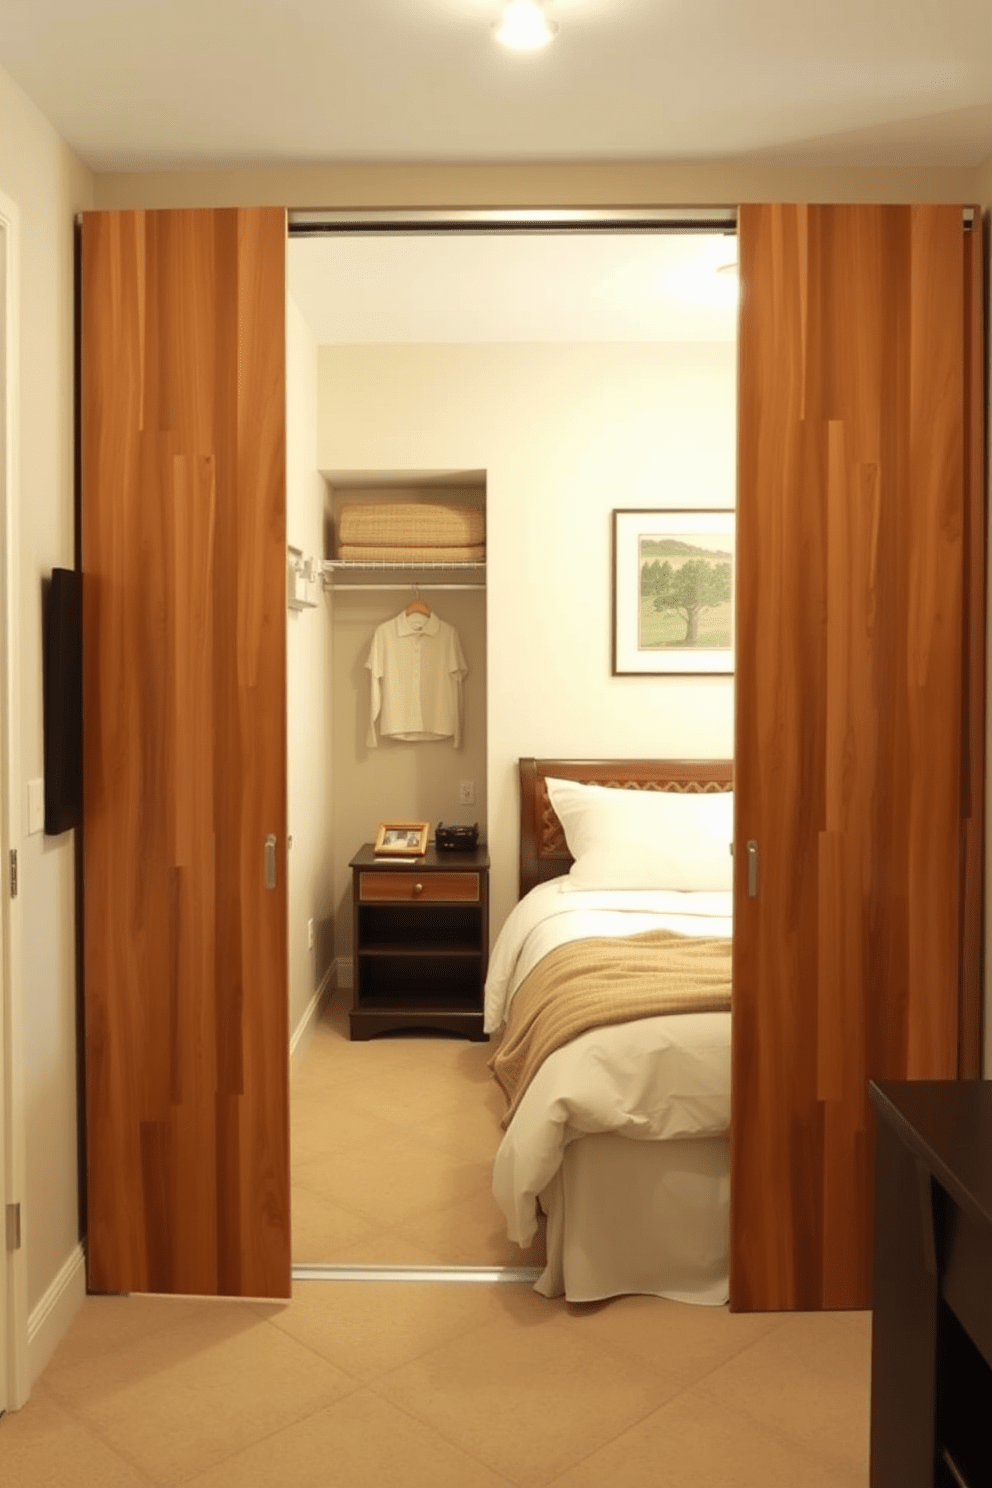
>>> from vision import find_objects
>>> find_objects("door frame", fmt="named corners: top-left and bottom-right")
top-left (283, 203), bottom-right (741, 1279)
top-left (0, 186), bottom-right (29, 1412)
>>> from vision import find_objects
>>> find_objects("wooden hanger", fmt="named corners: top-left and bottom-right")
top-left (405, 588), bottom-right (432, 618)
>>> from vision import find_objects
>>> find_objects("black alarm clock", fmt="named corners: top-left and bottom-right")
top-left (435, 822), bottom-right (479, 851)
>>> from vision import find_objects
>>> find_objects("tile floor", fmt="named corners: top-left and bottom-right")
top-left (290, 987), bottom-right (546, 1269)
top-left (0, 991), bottom-right (873, 1484)
top-left (1, 1284), bottom-right (872, 1486)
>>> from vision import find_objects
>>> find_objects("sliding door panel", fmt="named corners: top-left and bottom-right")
top-left (958, 214), bottom-right (986, 1080)
top-left (81, 208), bottom-right (289, 1297)
top-left (732, 204), bottom-right (976, 1311)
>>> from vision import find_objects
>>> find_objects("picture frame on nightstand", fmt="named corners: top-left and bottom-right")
top-left (373, 819), bottom-right (430, 856)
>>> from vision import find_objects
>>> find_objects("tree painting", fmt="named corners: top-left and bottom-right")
top-left (639, 536), bottom-right (733, 649)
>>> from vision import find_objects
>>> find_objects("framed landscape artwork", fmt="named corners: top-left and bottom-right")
top-left (612, 509), bottom-right (735, 675)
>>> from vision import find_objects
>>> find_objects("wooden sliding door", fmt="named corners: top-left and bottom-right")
top-left (958, 213), bottom-right (987, 1082)
top-left (732, 204), bottom-right (985, 1311)
top-left (80, 208), bottom-right (290, 1297)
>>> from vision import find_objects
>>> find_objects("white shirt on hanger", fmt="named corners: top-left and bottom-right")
top-left (366, 610), bottom-right (468, 747)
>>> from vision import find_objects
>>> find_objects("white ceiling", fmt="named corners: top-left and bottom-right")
top-left (288, 230), bottom-right (740, 343)
top-left (0, 0), bottom-right (990, 173)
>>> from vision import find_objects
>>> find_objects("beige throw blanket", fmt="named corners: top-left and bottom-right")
top-left (490, 930), bottom-right (732, 1127)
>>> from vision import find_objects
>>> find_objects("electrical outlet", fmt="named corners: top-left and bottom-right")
top-left (307, 917), bottom-right (314, 950)
top-left (459, 780), bottom-right (475, 806)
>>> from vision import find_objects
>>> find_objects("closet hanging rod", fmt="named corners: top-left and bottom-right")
top-left (326, 582), bottom-right (485, 592)
top-left (323, 560), bottom-right (486, 571)
top-left (322, 559), bottom-right (485, 592)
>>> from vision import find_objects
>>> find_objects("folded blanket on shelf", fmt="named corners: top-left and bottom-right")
top-left (338, 543), bottom-right (486, 563)
top-left (337, 502), bottom-right (485, 550)
top-left (490, 929), bottom-right (732, 1127)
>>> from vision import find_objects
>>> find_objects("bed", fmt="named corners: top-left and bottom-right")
top-left (487, 758), bottom-right (734, 1304)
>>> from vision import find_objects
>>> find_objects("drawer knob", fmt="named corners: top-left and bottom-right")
top-left (414, 882), bottom-right (424, 895)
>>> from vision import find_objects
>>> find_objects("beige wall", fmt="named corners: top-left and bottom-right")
top-left (977, 152), bottom-right (992, 206)
top-left (0, 62), bottom-right (93, 1358)
top-left (92, 160), bottom-right (982, 212)
top-left (286, 296), bottom-right (337, 1050)
top-left (319, 341), bottom-right (736, 938)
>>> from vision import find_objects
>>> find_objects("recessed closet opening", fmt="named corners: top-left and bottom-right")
top-left (284, 213), bottom-right (739, 1269)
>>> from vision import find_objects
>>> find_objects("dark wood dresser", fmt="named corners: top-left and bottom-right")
top-left (869, 1080), bottom-right (992, 1488)
top-left (348, 843), bottom-right (489, 1041)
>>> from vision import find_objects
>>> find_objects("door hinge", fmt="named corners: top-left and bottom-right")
top-left (8, 848), bottom-right (16, 899)
top-left (5, 1203), bottom-right (20, 1251)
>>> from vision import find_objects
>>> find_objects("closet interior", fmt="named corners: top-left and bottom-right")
top-left (327, 476), bottom-right (488, 941)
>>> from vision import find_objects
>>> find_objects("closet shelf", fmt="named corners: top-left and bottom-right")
top-left (322, 559), bottom-right (486, 592)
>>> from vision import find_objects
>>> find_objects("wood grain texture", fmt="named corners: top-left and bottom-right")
top-left (359, 872), bottom-right (481, 903)
top-left (732, 204), bottom-right (978, 1312)
top-left (81, 208), bottom-right (289, 1298)
top-left (958, 213), bottom-right (986, 1079)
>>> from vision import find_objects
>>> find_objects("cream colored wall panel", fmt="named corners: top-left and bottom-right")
top-left (976, 151), bottom-right (992, 207)
top-left (286, 296), bottom-right (336, 1043)
top-left (0, 60), bottom-right (94, 1337)
top-left (92, 161), bottom-right (980, 212)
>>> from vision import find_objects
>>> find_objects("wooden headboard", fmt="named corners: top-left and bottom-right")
top-left (518, 757), bottom-right (734, 899)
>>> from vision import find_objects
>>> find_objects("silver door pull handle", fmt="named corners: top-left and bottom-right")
top-left (264, 834), bottom-right (277, 890)
top-left (747, 840), bottom-right (758, 898)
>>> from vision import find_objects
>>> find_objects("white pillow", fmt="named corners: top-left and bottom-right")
top-left (544, 776), bottom-right (733, 892)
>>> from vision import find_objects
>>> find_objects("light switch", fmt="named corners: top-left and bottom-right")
top-left (27, 778), bottom-right (45, 835)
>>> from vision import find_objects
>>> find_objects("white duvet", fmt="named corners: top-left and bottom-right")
top-left (488, 878), bottom-right (733, 1246)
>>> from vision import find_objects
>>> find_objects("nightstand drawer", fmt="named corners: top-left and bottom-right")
top-left (359, 871), bottom-right (480, 904)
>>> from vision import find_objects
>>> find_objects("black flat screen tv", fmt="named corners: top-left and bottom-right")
top-left (43, 567), bottom-right (82, 835)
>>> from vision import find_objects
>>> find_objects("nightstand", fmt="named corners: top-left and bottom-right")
top-left (348, 844), bottom-right (490, 1040)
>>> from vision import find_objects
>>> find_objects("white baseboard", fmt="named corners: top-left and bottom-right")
top-left (289, 964), bottom-right (336, 1072)
top-left (27, 1242), bottom-right (86, 1388)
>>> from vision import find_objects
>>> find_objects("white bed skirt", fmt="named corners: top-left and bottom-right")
top-left (535, 1132), bottom-right (730, 1305)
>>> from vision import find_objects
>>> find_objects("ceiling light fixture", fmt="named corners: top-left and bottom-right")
top-left (493, 0), bottom-right (558, 50)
